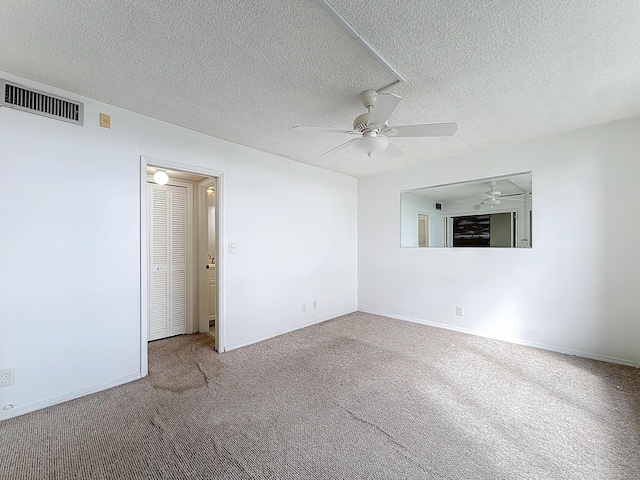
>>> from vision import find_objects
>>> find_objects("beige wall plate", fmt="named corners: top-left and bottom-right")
top-left (99, 113), bottom-right (110, 129)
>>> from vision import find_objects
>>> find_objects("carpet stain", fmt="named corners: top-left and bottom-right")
top-left (148, 334), bottom-right (226, 392)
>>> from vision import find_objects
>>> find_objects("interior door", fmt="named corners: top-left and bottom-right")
top-left (198, 178), bottom-right (217, 339)
top-left (148, 183), bottom-right (188, 341)
top-left (489, 212), bottom-right (514, 247)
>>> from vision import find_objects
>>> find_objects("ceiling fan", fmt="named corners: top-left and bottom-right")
top-left (292, 89), bottom-right (457, 158)
top-left (463, 181), bottom-right (526, 207)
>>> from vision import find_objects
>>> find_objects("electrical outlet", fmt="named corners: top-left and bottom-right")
top-left (0, 368), bottom-right (15, 388)
top-left (301, 304), bottom-right (306, 312)
top-left (455, 306), bottom-right (463, 316)
top-left (312, 301), bottom-right (317, 309)
top-left (99, 113), bottom-right (111, 129)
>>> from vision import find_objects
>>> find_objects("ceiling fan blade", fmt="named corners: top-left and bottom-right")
top-left (319, 138), bottom-right (356, 157)
top-left (368, 93), bottom-right (401, 126)
top-left (387, 122), bottom-right (457, 137)
top-left (293, 126), bottom-right (358, 134)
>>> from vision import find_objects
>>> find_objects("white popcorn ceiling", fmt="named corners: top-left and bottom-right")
top-left (1, 1), bottom-right (640, 177)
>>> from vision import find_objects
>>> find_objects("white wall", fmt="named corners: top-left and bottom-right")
top-left (359, 117), bottom-right (640, 366)
top-left (0, 72), bottom-right (357, 419)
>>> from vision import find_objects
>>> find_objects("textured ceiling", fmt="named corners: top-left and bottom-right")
top-left (1, 1), bottom-right (640, 177)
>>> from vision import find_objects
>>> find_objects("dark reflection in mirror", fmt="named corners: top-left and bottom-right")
top-left (401, 172), bottom-right (532, 248)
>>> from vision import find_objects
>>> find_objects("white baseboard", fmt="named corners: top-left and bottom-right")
top-left (0, 373), bottom-right (142, 422)
top-left (224, 309), bottom-right (358, 352)
top-left (359, 308), bottom-right (640, 368)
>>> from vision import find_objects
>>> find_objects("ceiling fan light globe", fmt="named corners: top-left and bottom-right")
top-left (483, 198), bottom-right (501, 206)
top-left (353, 136), bottom-right (389, 157)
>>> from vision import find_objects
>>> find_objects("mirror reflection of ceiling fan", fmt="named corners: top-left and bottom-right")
top-left (293, 89), bottom-right (457, 158)
top-left (459, 180), bottom-right (527, 208)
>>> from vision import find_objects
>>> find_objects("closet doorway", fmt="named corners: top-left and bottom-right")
top-left (141, 157), bottom-right (223, 375)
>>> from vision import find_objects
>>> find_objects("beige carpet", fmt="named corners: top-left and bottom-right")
top-left (1, 312), bottom-right (639, 479)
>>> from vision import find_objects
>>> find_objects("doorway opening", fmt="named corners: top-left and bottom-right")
top-left (417, 213), bottom-right (429, 247)
top-left (199, 178), bottom-right (218, 346)
top-left (140, 157), bottom-right (223, 376)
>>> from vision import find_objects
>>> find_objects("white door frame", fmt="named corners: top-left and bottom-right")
top-left (140, 156), bottom-right (225, 377)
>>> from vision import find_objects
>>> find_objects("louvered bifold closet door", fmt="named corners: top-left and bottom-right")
top-left (148, 183), bottom-right (188, 341)
top-left (149, 185), bottom-right (169, 341)
top-left (169, 187), bottom-right (187, 336)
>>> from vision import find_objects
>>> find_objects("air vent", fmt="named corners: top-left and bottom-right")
top-left (1, 79), bottom-right (83, 126)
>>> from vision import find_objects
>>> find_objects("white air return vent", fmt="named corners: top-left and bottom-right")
top-left (1, 79), bottom-right (84, 126)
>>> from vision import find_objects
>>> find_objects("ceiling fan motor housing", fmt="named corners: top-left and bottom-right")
top-left (360, 90), bottom-right (378, 110)
top-left (353, 112), bottom-right (370, 132)
top-left (354, 90), bottom-right (382, 132)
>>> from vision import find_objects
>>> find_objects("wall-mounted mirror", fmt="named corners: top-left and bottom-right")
top-left (401, 172), bottom-right (532, 248)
